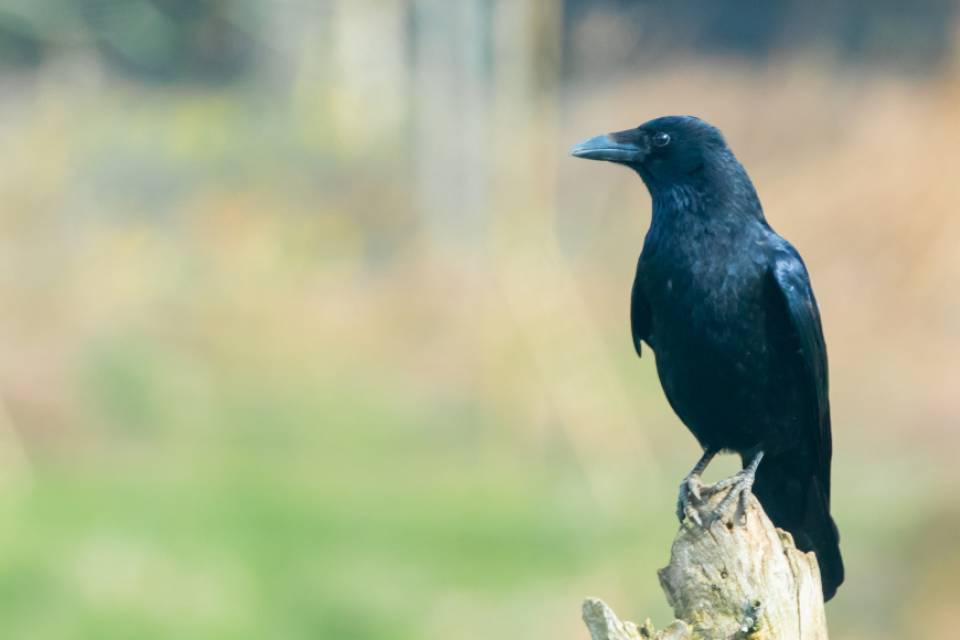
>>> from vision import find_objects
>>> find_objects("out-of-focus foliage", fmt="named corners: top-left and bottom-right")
top-left (0, 1), bottom-right (957, 639)
top-left (564, 0), bottom-right (960, 74)
top-left (0, 0), bottom-right (259, 81)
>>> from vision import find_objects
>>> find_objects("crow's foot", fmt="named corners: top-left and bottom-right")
top-left (676, 473), bottom-right (705, 526)
top-left (676, 449), bottom-right (719, 527)
top-left (708, 468), bottom-right (757, 526)
top-left (707, 451), bottom-right (764, 526)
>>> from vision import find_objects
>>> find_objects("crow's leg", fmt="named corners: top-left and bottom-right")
top-left (710, 450), bottom-right (765, 525)
top-left (677, 449), bottom-right (718, 525)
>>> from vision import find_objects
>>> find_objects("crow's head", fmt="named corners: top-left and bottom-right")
top-left (571, 116), bottom-right (731, 188)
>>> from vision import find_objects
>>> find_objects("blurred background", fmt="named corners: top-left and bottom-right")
top-left (0, 0), bottom-right (958, 638)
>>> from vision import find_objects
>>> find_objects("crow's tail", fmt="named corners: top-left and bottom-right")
top-left (752, 451), bottom-right (844, 601)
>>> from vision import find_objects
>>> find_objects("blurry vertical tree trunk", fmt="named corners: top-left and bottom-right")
top-left (277, 0), bottom-right (409, 154)
top-left (410, 0), bottom-right (491, 252)
top-left (330, 0), bottom-right (410, 154)
top-left (410, 0), bottom-right (658, 501)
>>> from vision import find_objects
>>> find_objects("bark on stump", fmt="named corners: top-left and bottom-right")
top-left (582, 487), bottom-right (828, 640)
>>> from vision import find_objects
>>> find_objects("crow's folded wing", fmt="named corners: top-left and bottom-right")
top-left (767, 243), bottom-right (832, 500)
top-left (630, 262), bottom-right (652, 358)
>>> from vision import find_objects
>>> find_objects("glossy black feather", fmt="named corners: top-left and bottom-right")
top-left (630, 258), bottom-right (652, 357)
top-left (762, 244), bottom-right (844, 600)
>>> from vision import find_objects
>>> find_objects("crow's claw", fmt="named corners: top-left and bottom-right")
top-left (677, 473), bottom-right (705, 525)
top-left (712, 469), bottom-right (757, 526)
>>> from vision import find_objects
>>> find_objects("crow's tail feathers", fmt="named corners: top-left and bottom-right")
top-left (753, 453), bottom-right (844, 602)
top-left (800, 476), bottom-right (844, 601)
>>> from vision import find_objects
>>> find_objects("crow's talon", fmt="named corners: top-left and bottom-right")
top-left (685, 504), bottom-right (703, 527)
top-left (713, 469), bottom-right (757, 524)
top-left (677, 474), bottom-right (705, 525)
top-left (735, 486), bottom-right (751, 524)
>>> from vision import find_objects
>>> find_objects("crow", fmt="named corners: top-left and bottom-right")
top-left (571, 116), bottom-right (843, 601)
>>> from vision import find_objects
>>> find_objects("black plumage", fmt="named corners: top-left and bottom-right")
top-left (571, 116), bottom-right (844, 601)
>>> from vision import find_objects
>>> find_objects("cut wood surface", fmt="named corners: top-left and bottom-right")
top-left (582, 486), bottom-right (828, 640)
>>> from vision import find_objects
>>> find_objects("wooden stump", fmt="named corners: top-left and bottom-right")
top-left (582, 487), bottom-right (828, 640)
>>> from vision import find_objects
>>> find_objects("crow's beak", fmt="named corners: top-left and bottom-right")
top-left (570, 133), bottom-right (646, 164)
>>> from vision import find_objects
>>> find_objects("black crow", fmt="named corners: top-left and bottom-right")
top-left (571, 116), bottom-right (843, 601)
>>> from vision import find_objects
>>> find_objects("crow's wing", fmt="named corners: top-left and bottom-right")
top-left (630, 260), bottom-right (652, 358)
top-left (765, 240), bottom-right (844, 599)
top-left (767, 241), bottom-right (832, 499)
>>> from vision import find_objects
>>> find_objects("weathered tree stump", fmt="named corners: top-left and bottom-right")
top-left (582, 486), bottom-right (828, 640)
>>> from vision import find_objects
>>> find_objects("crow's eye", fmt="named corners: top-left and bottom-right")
top-left (653, 132), bottom-right (671, 147)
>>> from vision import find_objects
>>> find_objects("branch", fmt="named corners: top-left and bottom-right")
top-left (582, 488), bottom-right (828, 640)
